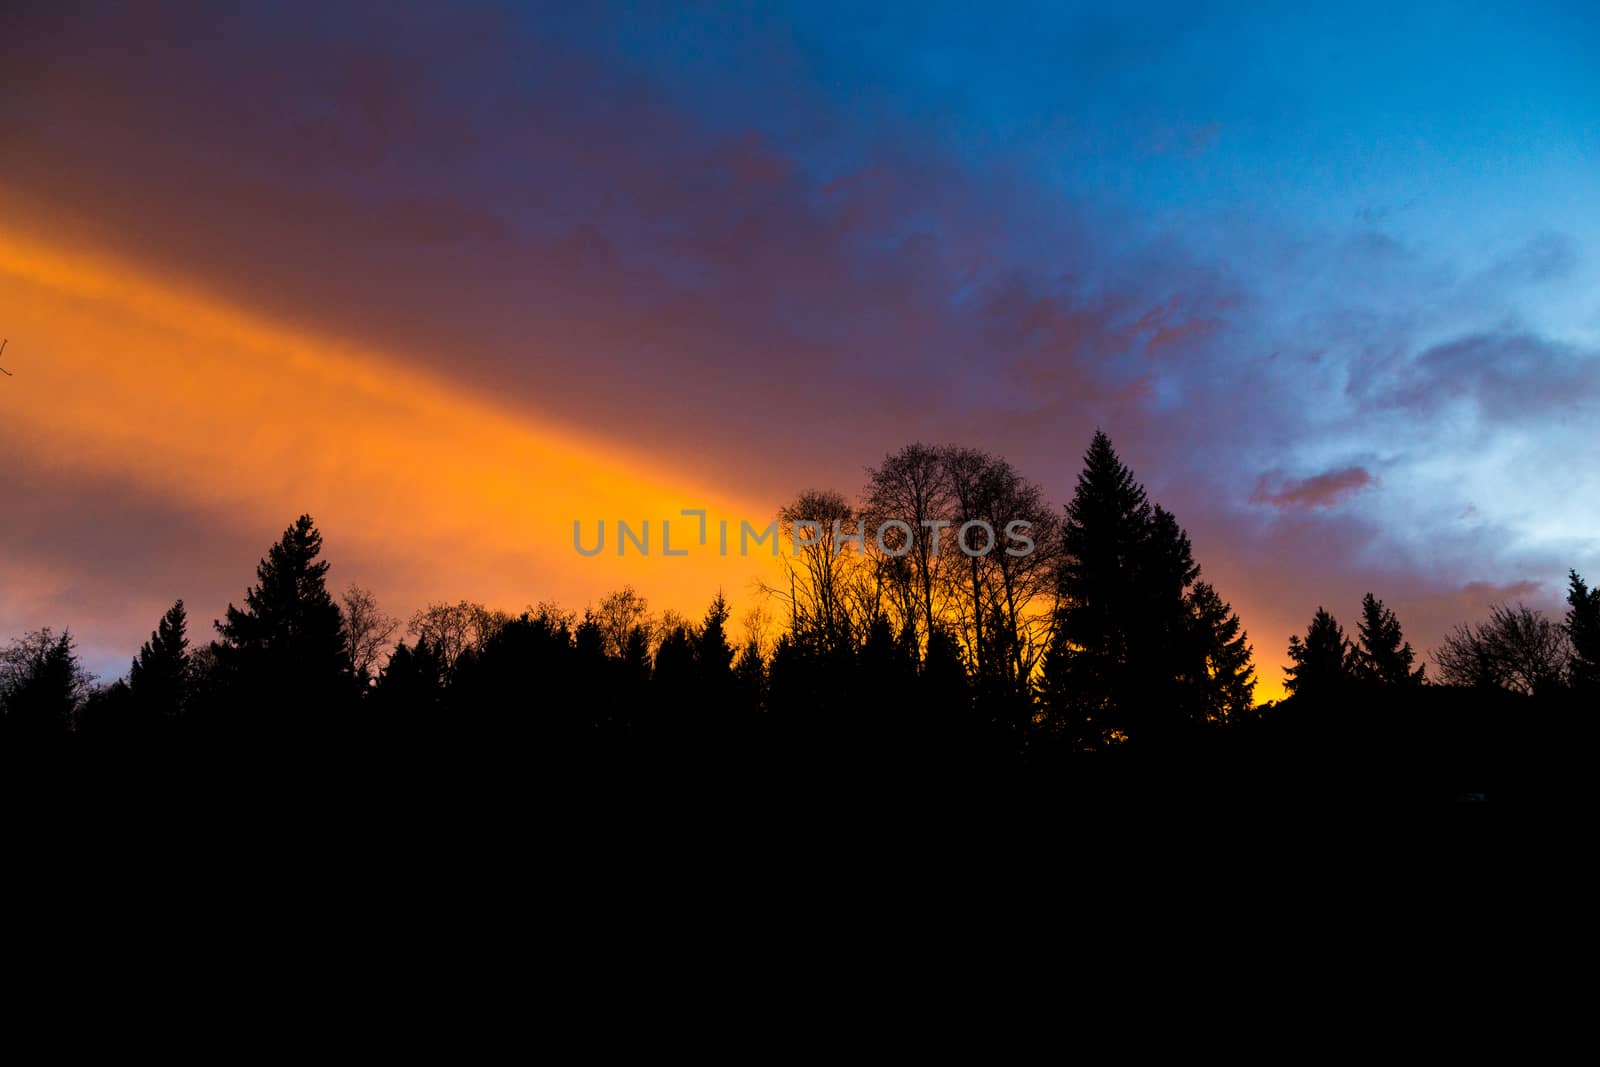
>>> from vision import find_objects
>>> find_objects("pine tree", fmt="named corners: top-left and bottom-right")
top-left (859, 613), bottom-right (918, 748)
top-left (1353, 593), bottom-right (1424, 686)
top-left (1049, 431), bottom-right (1152, 740)
top-left (1285, 608), bottom-right (1355, 698)
top-left (1565, 571), bottom-right (1600, 693)
top-left (129, 600), bottom-right (191, 719)
top-left (372, 638), bottom-right (446, 727)
top-left (214, 515), bottom-right (354, 721)
top-left (1139, 504), bottom-right (1203, 726)
top-left (652, 620), bottom-right (698, 721)
top-left (620, 625), bottom-right (652, 688)
top-left (695, 592), bottom-right (735, 683)
top-left (691, 592), bottom-right (737, 739)
top-left (1187, 582), bottom-right (1255, 722)
top-left (732, 640), bottom-right (768, 717)
top-left (922, 624), bottom-right (971, 750)
top-left (1045, 431), bottom-right (1220, 744)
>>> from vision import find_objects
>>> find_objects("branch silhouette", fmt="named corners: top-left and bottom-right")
top-left (0, 339), bottom-right (12, 376)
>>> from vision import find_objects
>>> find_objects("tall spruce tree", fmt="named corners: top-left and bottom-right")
top-left (695, 593), bottom-right (736, 685)
top-left (1050, 431), bottom-right (1153, 740)
top-left (1044, 431), bottom-right (1245, 744)
top-left (129, 600), bottom-right (191, 719)
top-left (1140, 504), bottom-right (1203, 724)
top-left (1353, 593), bottom-right (1424, 686)
top-left (214, 515), bottom-right (354, 720)
top-left (1285, 608), bottom-right (1355, 698)
top-left (1565, 571), bottom-right (1600, 694)
top-left (1187, 582), bottom-right (1255, 722)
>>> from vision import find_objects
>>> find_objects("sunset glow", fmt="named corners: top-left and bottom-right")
top-left (0, 227), bottom-right (780, 671)
top-left (4, 2), bottom-right (1597, 717)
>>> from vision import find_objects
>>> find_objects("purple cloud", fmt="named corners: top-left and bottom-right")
top-left (1251, 467), bottom-right (1376, 510)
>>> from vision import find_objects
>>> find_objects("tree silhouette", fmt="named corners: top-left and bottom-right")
top-left (450, 605), bottom-right (578, 743)
top-left (213, 514), bottom-right (354, 726)
top-left (342, 585), bottom-right (399, 687)
top-left (1042, 431), bottom-right (1242, 745)
top-left (1138, 504), bottom-right (1203, 729)
top-left (372, 638), bottom-right (446, 729)
top-left (1187, 582), bottom-right (1255, 722)
top-left (651, 616), bottom-right (698, 735)
top-left (1434, 603), bottom-right (1568, 697)
top-left (690, 592), bottom-right (737, 741)
top-left (939, 444), bottom-right (1060, 704)
top-left (864, 443), bottom-right (952, 649)
top-left (921, 624), bottom-right (972, 753)
top-left (595, 586), bottom-right (652, 659)
top-left (1, 629), bottom-right (90, 737)
top-left (9, 439), bottom-right (1587, 805)
top-left (408, 601), bottom-right (510, 673)
top-left (695, 592), bottom-right (736, 685)
top-left (129, 600), bottom-right (192, 720)
top-left (1353, 593), bottom-right (1425, 687)
top-left (1565, 571), bottom-right (1600, 694)
top-left (973, 458), bottom-right (1061, 702)
top-left (731, 639), bottom-right (768, 718)
top-left (774, 489), bottom-right (858, 647)
top-left (858, 612), bottom-right (918, 751)
top-left (1047, 431), bottom-right (1153, 742)
top-left (617, 624), bottom-right (653, 729)
top-left (1285, 608), bottom-right (1354, 697)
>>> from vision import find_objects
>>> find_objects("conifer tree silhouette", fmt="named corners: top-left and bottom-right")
top-left (213, 515), bottom-right (354, 727)
top-left (695, 593), bottom-right (736, 688)
top-left (1565, 571), bottom-right (1600, 694)
top-left (921, 624), bottom-right (971, 752)
top-left (731, 639), bottom-right (769, 718)
top-left (1285, 608), bottom-right (1355, 697)
top-left (1044, 431), bottom-right (1244, 745)
top-left (1187, 582), bottom-right (1255, 721)
top-left (651, 618), bottom-right (698, 732)
top-left (1353, 593), bottom-right (1424, 686)
top-left (129, 600), bottom-right (192, 720)
top-left (1139, 504), bottom-right (1203, 728)
top-left (372, 638), bottom-right (446, 729)
top-left (1049, 431), bottom-right (1153, 741)
top-left (617, 625), bottom-right (653, 730)
top-left (858, 613), bottom-right (917, 750)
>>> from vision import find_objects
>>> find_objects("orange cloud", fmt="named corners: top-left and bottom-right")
top-left (0, 227), bottom-right (783, 661)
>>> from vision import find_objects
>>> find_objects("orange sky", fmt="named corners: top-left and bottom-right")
top-left (0, 225), bottom-right (798, 674)
top-left (0, 219), bottom-right (1299, 699)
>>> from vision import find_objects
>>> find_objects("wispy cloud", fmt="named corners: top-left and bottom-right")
top-left (1251, 467), bottom-right (1375, 510)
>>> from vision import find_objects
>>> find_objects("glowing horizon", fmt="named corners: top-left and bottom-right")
top-left (6, 4), bottom-right (1596, 709)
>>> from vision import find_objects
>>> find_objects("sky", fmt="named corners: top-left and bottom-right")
top-left (2, 2), bottom-right (1597, 697)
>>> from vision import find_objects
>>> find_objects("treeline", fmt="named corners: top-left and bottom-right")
top-left (1282, 579), bottom-right (1599, 700)
top-left (3, 433), bottom-right (1596, 796)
